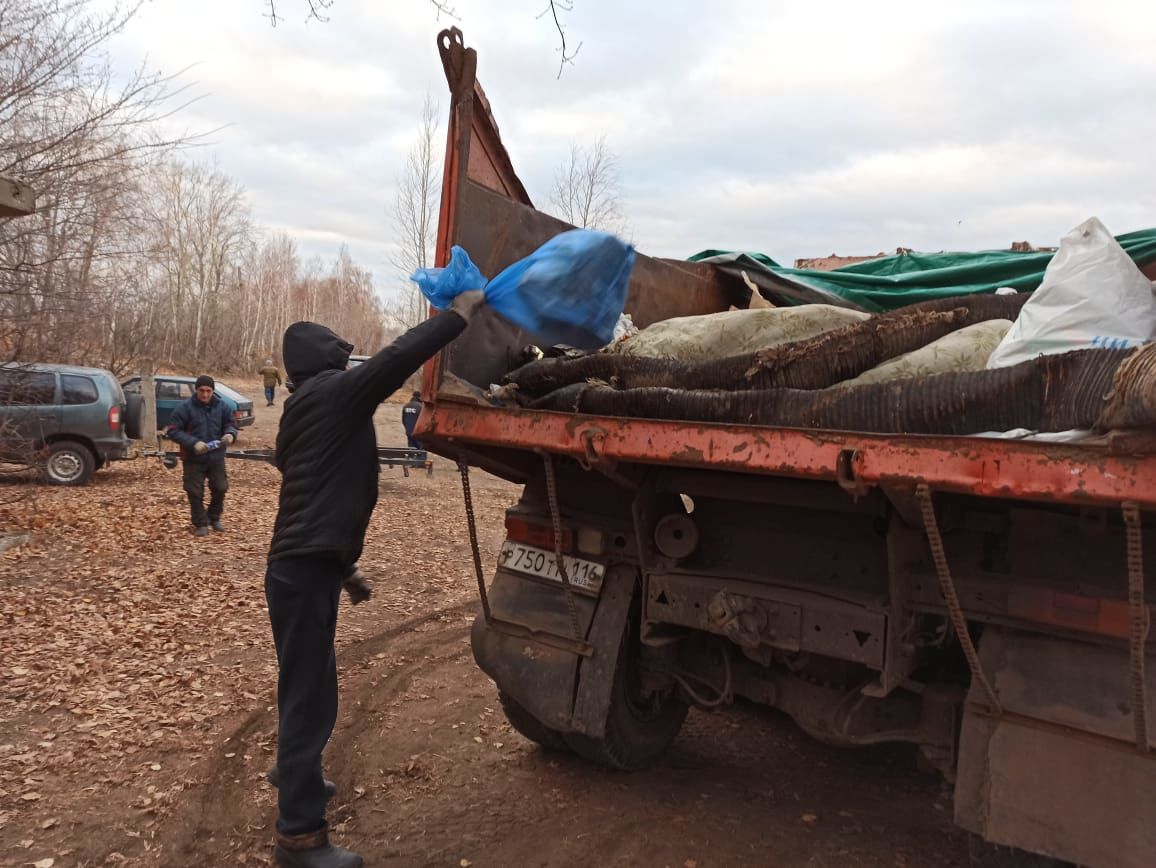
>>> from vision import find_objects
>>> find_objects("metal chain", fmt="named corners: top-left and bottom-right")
top-left (457, 460), bottom-right (492, 623)
top-left (542, 452), bottom-right (585, 643)
top-left (915, 485), bottom-right (1003, 715)
top-left (1122, 502), bottom-right (1150, 753)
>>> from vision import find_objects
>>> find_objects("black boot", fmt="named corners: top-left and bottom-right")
top-left (274, 828), bottom-right (362, 868)
top-left (267, 766), bottom-right (337, 801)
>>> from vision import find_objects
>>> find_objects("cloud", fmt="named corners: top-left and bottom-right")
top-left (97, 0), bottom-right (1156, 286)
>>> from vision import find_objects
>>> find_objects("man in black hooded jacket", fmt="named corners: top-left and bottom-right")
top-left (266, 291), bottom-right (483, 868)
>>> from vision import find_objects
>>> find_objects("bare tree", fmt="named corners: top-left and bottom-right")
top-left (0, 0), bottom-right (187, 365)
top-left (549, 136), bottom-right (626, 235)
top-left (143, 160), bottom-right (254, 363)
top-left (0, 0), bottom-right (393, 377)
top-left (390, 95), bottom-right (441, 331)
top-left (137, 163), bottom-right (388, 372)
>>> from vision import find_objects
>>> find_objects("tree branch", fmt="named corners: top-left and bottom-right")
top-left (262, 2), bottom-right (577, 76)
top-left (265, 0), bottom-right (334, 26)
top-left (539, 1), bottom-right (582, 79)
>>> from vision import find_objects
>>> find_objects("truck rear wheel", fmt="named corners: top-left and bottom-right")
top-left (498, 691), bottom-right (571, 753)
top-left (966, 834), bottom-right (1067, 868)
top-left (563, 634), bottom-right (688, 771)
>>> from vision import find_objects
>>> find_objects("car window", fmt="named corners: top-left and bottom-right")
top-left (157, 382), bottom-right (182, 400)
top-left (61, 374), bottom-right (99, 405)
top-left (0, 370), bottom-right (57, 405)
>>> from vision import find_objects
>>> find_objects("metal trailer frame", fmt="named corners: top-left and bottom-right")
top-left (154, 447), bottom-right (434, 476)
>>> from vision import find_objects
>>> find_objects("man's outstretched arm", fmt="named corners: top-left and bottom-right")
top-left (338, 291), bottom-right (484, 417)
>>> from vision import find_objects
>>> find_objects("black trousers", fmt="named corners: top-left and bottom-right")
top-left (265, 566), bottom-right (343, 835)
top-left (182, 460), bottom-right (228, 527)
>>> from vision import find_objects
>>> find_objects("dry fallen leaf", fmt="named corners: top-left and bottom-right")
top-left (40, 819), bottom-right (58, 830)
top-left (33, 859), bottom-right (55, 868)
top-left (20, 793), bottom-right (41, 802)
top-left (460, 860), bottom-right (472, 868)
top-left (801, 812), bottom-right (818, 824)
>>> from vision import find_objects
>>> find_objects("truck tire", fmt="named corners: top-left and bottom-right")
top-left (966, 835), bottom-right (1067, 868)
top-left (563, 631), bottom-right (689, 771)
top-left (43, 440), bottom-right (96, 486)
top-left (498, 691), bottom-right (571, 753)
top-left (124, 393), bottom-right (145, 440)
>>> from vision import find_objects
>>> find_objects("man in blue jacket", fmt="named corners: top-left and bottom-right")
top-left (165, 375), bottom-right (238, 537)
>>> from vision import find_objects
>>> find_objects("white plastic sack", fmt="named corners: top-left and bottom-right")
top-left (987, 217), bottom-right (1156, 368)
top-left (839, 320), bottom-right (1012, 387)
top-left (615, 304), bottom-right (869, 361)
top-left (610, 313), bottom-right (639, 344)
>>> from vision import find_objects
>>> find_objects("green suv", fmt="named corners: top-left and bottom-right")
top-left (0, 363), bottom-right (141, 485)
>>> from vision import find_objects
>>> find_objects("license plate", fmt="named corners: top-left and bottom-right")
top-left (498, 541), bottom-right (605, 592)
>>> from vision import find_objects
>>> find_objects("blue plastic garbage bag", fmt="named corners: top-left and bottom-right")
top-left (411, 230), bottom-right (635, 349)
top-left (410, 245), bottom-right (488, 310)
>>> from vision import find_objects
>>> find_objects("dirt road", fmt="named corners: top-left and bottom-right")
top-left (1, 389), bottom-right (977, 867)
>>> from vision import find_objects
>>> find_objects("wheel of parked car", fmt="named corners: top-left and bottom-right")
top-left (124, 393), bottom-right (145, 440)
top-left (43, 440), bottom-right (96, 486)
top-left (497, 690), bottom-right (573, 754)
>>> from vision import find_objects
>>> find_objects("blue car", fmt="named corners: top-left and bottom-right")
top-left (121, 375), bottom-right (256, 431)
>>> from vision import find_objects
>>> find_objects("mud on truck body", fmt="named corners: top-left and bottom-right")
top-left (416, 30), bottom-right (1155, 867)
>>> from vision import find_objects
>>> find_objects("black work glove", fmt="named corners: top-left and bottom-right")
top-left (342, 567), bottom-right (372, 605)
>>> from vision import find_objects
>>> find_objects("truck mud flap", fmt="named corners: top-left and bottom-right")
top-left (570, 564), bottom-right (636, 738)
top-left (954, 628), bottom-right (1156, 867)
top-left (471, 614), bottom-right (578, 732)
top-left (471, 564), bottom-right (637, 736)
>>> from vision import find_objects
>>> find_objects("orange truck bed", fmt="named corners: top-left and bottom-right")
top-left (417, 30), bottom-right (1156, 511)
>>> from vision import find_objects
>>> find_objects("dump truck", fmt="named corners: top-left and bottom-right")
top-left (417, 29), bottom-right (1154, 866)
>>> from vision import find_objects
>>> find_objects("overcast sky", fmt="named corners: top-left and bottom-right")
top-left (105, 0), bottom-right (1156, 303)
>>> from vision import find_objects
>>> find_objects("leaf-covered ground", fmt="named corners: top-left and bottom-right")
top-left (1, 397), bottom-right (973, 868)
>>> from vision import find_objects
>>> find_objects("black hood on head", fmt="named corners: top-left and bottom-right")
top-left (283, 321), bottom-right (353, 384)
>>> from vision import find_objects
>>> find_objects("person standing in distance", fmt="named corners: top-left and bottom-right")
top-left (260, 359), bottom-right (283, 407)
top-left (265, 291), bottom-right (484, 868)
top-left (401, 390), bottom-right (423, 449)
top-left (164, 375), bottom-right (237, 537)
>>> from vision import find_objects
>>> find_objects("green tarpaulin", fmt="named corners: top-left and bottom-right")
top-left (690, 228), bottom-right (1156, 313)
